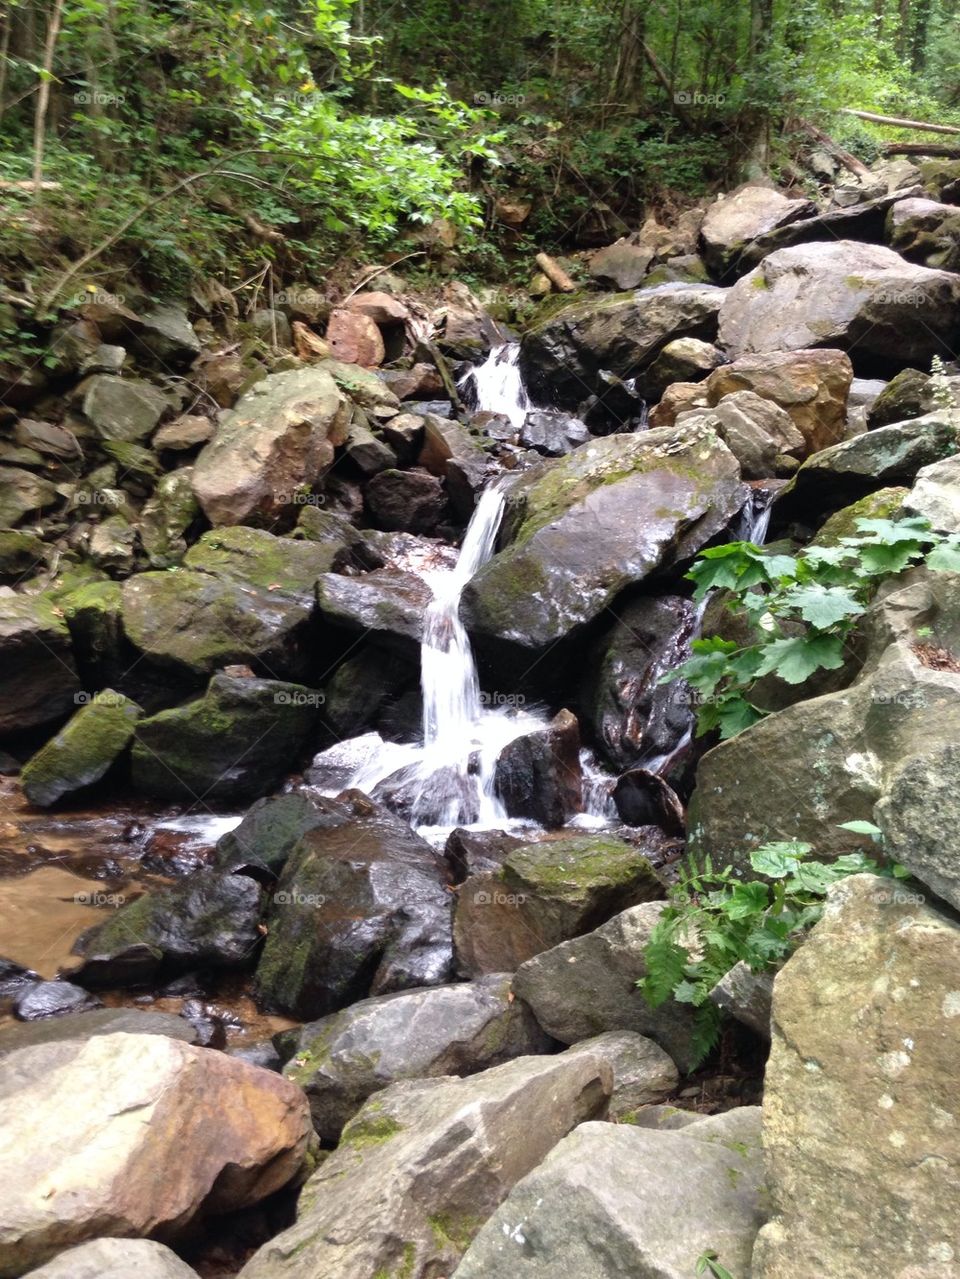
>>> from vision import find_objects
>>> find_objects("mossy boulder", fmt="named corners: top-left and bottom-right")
top-left (0, 594), bottom-right (81, 739)
top-left (184, 525), bottom-right (343, 602)
top-left (866, 367), bottom-right (929, 428)
top-left (130, 672), bottom-right (318, 802)
top-left (21, 689), bottom-right (141, 807)
top-left (138, 469), bottom-right (199, 568)
top-left (461, 423), bottom-right (743, 655)
top-left (121, 568), bottom-right (315, 683)
top-left (813, 487), bottom-right (908, 546)
top-left (214, 792), bottom-right (348, 876)
top-left (0, 529), bottom-right (46, 581)
top-left (454, 835), bottom-right (663, 976)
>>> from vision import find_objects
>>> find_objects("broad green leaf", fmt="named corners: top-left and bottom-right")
top-left (779, 584), bottom-right (865, 629)
top-left (926, 538), bottom-right (960, 572)
top-left (837, 820), bottom-right (883, 839)
top-left (752, 633), bottom-right (847, 684)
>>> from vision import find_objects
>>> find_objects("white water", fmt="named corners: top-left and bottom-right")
top-left (459, 343), bottom-right (529, 429)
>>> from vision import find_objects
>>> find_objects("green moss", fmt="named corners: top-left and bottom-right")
top-left (339, 1111), bottom-right (404, 1150)
top-left (813, 488), bottom-right (908, 547)
top-left (428, 1210), bottom-right (487, 1252)
top-left (504, 835), bottom-right (660, 898)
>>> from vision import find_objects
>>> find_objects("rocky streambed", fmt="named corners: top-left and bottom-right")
top-left (2, 157), bottom-right (960, 1277)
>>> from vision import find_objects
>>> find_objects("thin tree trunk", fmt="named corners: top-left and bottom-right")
top-left (0, 10), bottom-right (11, 128)
top-left (841, 106), bottom-right (960, 135)
top-left (32, 0), bottom-right (67, 201)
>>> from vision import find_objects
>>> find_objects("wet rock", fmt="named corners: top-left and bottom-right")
top-left (454, 836), bottom-right (662, 977)
top-left (152, 413), bottom-right (214, 451)
top-left (562, 1030), bottom-right (678, 1117)
top-left (134, 303), bottom-right (201, 368)
top-left (364, 467), bottom-right (446, 534)
top-left (379, 410), bottom-right (426, 462)
top-left (886, 195), bottom-right (960, 269)
top-left (443, 828), bottom-right (525, 883)
top-left (227, 1040), bottom-right (283, 1072)
top-left (588, 239), bottom-right (654, 289)
top-left (0, 466), bottom-right (58, 527)
top-left (0, 1008), bottom-right (199, 1059)
top-left (71, 869), bottom-right (263, 986)
top-left (0, 958), bottom-right (39, 1000)
top-left (704, 348), bottom-right (853, 454)
top-left (451, 1110), bottom-right (764, 1279)
top-left (281, 974), bottom-right (551, 1141)
top-left (183, 525), bottom-right (339, 603)
top-left (191, 366), bottom-right (351, 526)
top-left (867, 367), bottom-right (929, 427)
top-left (378, 364), bottom-right (443, 403)
top-left (520, 283), bottom-right (725, 411)
top-left (612, 769), bottom-right (685, 834)
top-left (512, 902), bottom-right (698, 1070)
top-left (0, 596), bottom-right (81, 739)
top-left (718, 240), bottom-right (960, 368)
top-left (418, 415), bottom-right (488, 518)
top-left (708, 961), bottom-right (774, 1039)
top-left (581, 595), bottom-right (697, 773)
top-left (121, 570), bottom-right (314, 683)
top-left (255, 795), bottom-right (455, 1019)
top-left (12, 979), bottom-right (102, 1021)
top-left (214, 793), bottom-right (345, 877)
top-left (342, 418), bottom-right (397, 476)
top-left (519, 409), bottom-right (590, 457)
top-left (494, 709), bottom-right (582, 827)
top-left (753, 876), bottom-right (960, 1279)
top-left (130, 673), bottom-right (317, 803)
top-left (22, 1237), bottom-right (199, 1279)
top-left (238, 1052), bottom-right (611, 1279)
top-left (295, 506), bottom-right (383, 569)
top-left (21, 689), bottom-right (141, 807)
top-left (138, 469), bottom-right (199, 568)
top-left (701, 183), bottom-right (816, 275)
top-left (81, 375), bottom-right (168, 442)
top-left (0, 1033), bottom-right (311, 1274)
top-left (324, 308), bottom-right (385, 366)
top-left (315, 568), bottom-right (433, 651)
top-left (461, 423), bottom-right (743, 655)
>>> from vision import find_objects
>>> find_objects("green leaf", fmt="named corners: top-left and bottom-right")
top-left (926, 538), bottom-right (960, 572)
top-left (779, 584), bottom-right (865, 629)
top-left (837, 820), bottom-right (883, 839)
top-left (752, 633), bottom-right (847, 684)
top-left (715, 697), bottom-right (764, 739)
top-left (751, 841), bottom-right (813, 877)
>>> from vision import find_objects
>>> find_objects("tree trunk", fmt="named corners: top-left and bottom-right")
top-left (32, 0), bottom-right (67, 201)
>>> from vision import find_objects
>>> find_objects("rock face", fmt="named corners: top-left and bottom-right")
top-left (22, 1238), bottom-right (199, 1279)
top-left (904, 453), bottom-right (960, 532)
top-left (70, 869), bottom-right (263, 986)
top-left (493, 709), bottom-right (582, 827)
top-left (130, 673), bottom-right (317, 802)
top-left (0, 1033), bottom-right (311, 1276)
top-left (886, 195), bottom-right (960, 269)
top-left (452, 1110), bottom-right (765, 1279)
top-left (238, 1052), bottom-right (612, 1279)
top-left (704, 348), bottom-right (853, 454)
top-left (20, 690), bottom-right (140, 807)
top-left (512, 902), bottom-right (698, 1071)
top-left (191, 366), bottom-right (350, 526)
top-left (454, 837), bottom-right (662, 978)
top-left (679, 392), bottom-right (805, 478)
top-left (255, 795), bottom-right (455, 1019)
top-left (81, 375), bottom-right (168, 442)
top-left (280, 974), bottom-right (551, 1140)
top-left (753, 875), bottom-right (960, 1279)
top-left (461, 424), bottom-right (743, 654)
top-left (563, 1031), bottom-right (678, 1117)
top-left (0, 597), bottom-right (81, 739)
top-left (700, 184), bottom-right (815, 274)
top-left (718, 240), bottom-right (960, 367)
top-left (520, 283), bottom-right (725, 409)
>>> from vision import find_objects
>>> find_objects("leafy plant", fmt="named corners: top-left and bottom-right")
top-left (639, 837), bottom-right (903, 1065)
top-left (696, 1250), bottom-right (736, 1279)
top-left (665, 516), bottom-right (960, 740)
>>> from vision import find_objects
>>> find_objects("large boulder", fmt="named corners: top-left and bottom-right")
top-left (81, 375), bottom-right (167, 442)
top-left (700, 184), bottom-right (815, 275)
top-left (21, 690), bottom-right (141, 807)
top-left (280, 974), bottom-right (551, 1140)
top-left (513, 902), bottom-right (698, 1070)
top-left (493, 709), bottom-right (582, 827)
top-left (315, 568), bottom-right (433, 653)
top-left (237, 1052), bottom-right (611, 1279)
top-left (562, 1031), bottom-right (679, 1117)
top-left (519, 283), bottom-right (725, 410)
top-left (214, 792), bottom-right (342, 876)
top-left (0, 1008), bottom-right (199, 1059)
top-left (255, 794), bottom-right (454, 1019)
top-left (718, 240), bottom-right (960, 368)
top-left (705, 349), bottom-right (852, 455)
top-left (904, 453), bottom-right (960, 532)
top-left (363, 468), bottom-right (447, 534)
top-left (183, 525), bottom-right (347, 601)
top-left (22, 1238), bottom-right (198, 1279)
top-left (452, 1110), bottom-right (765, 1279)
top-left (130, 673), bottom-right (317, 802)
top-left (0, 596), bottom-right (81, 740)
top-left (121, 570), bottom-right (314, 684)
top-left (0, 1033), bottom-right (311, 1276)
top-left (461, 423), bottom-right (743, 655)
top-left (677, 393), bottom-right (805, 478)
top-left (580, 595), bottom-right (697, 773)
top-left (886, 195), bottom-right (960, 270)
top-left (69, 869), bottom-right (263, 986)
top-left (191, 366), bottom-right (350, 526)
top-left (753, 875), bottom-right (960, 1278)
top-left (454, 836), bottom-right (662, 978)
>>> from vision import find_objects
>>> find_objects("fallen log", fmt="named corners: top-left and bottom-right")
top-left (842, 108), bottom-right (960, 137)
top-left (534, 252), bottom-right (577, 293)
top-left (796, 119), bottom-right (872, 179)
top-left (882, 141), bottom-right (960, 158)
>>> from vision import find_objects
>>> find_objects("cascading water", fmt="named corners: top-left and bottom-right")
top-left (458, 343), bottom-right (529, 429)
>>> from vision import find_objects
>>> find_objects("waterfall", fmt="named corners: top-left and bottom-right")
top-left (459, 343), bottom-right (529, 429)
